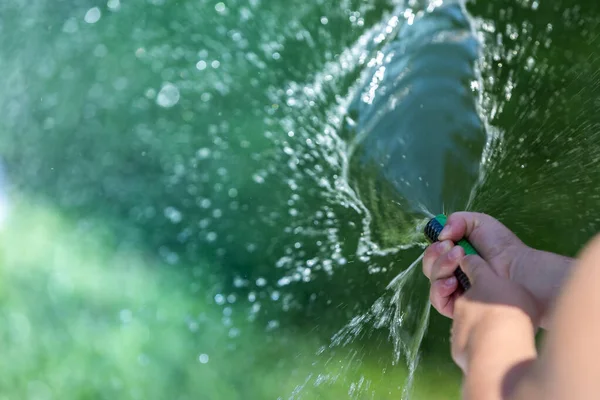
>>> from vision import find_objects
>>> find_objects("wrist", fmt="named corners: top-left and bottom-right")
top-left (510, 246), bottom-right (574, 328)
top-left (508, 244), bottom-right (537, 284)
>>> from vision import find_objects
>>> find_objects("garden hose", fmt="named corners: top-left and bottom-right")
top-left (424, 214), bottom-right (479, 291)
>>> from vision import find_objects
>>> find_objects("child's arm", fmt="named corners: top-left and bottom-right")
top-left (452, 232), bottom-right (600, 400)
top-left (464, 316), bottom-right (537, 400)
top-left (530, 235), bottom-right (600, 399)
top-left (450, 254), bottom-right (540, 400)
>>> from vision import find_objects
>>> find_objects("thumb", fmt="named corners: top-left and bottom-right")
top-left (459, 254), bottom-right (492, 286)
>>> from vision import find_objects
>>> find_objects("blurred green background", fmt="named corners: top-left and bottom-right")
top-left (1, 0), bottom-right (600, 399)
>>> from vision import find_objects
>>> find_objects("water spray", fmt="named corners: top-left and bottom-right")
top-left (423, 214), bottom-right (479, 291)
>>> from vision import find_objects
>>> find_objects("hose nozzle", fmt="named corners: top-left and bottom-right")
top-left (424, 214), bottom-right (477, 291)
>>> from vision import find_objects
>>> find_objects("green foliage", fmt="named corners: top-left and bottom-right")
top-left (0, 198), bottom-right (460, 399)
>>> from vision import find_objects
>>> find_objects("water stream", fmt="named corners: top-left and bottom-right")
top-left (277, 2), bottom-right (489, 396)
top-left (2, 0), bottom-right (600, 399)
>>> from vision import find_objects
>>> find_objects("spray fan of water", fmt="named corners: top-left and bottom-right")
top-left (298, 253), bottom-right (430, 400)
top-left (274, 0), bottom-right (600, 394)
top-left (264, 0), bottom-right (499, 398)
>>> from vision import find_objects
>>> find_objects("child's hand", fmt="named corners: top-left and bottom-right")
top-left (422, 212), bottom-right (532, 318)
top-left (423, 211), bottom-right (574, 329)
top-left (450, 253), bottom-right (540, 373)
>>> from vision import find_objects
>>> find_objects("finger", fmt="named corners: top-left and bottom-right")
top-left (423, 240), bottom-right (453, 279)
top-left (450, 297), bottom-right (469, 372)
top-left (459, 254), bottom-right (492, 285)
top-left (431, 245), bottom-right (465, 282)
top-left (439, 212), bottom-right (520, 259)
top-left (438, 212), bottom-right (493, 242)
top-left (430, 276), bottom-right (459, 318)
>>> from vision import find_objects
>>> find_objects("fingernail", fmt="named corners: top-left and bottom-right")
top-left (439, 224), bottom-right (451, 240)
top-left (449, 246), bottom-right (462, 261)
top-left (444, 276), bottom-right (457, 287)
top-left (439, 240), bottom-right (452, 252)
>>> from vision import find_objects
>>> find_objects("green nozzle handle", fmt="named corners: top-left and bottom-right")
top-left (423, 214), bottom-right (477, 291)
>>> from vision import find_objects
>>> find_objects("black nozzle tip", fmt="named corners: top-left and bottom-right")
top-left (424, 217), bottom-right (444, 243)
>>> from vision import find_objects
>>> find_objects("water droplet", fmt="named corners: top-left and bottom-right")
top-left (320, 16), bottom-right (329, 25)
top-left (107, 0), bottom-right (121, 11)
top-left (197, 148), bottom-right (211, 159)
top-left (63, 18), bottom-right (78, 33)
top-left (198, 354), bottom-right (209, 364)
top-left (252, 174), bottom-right (264, 184)
top-left (206, 232), bottom-right (217, 242)
top-left (266, 320), bottom-right (279, 330)
top-left (214, 294), bottom-right (225, 305)
top-left (256, 277), bottom-right (267, 287)
top-left (156, 83), bottom-right (180, 108)
top-left (84, 7), bottom-right (102, 24)
top-left (145, 88), bottom-right (156, 99)
top-left (196, 60), bottom-right (207, 71)
top-left (164, 207), bottom-right (182, 223)
top-left (217, 167), bottom-right (227, 176)
top-left (199, 198), bottom-right (212, 209)
top-left (277, 277), bottom-right (291, 287)
top-left (215, 2), bottom-right (226, 13)
top-left (188, 321), bottom-right (199, 332)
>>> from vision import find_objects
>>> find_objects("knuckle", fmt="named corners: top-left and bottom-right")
top-left (424, 243), bottom-right (444, 266)
top-left (430, 260), bottom-right (447, 281)
top-left (463, 255), bottom-right (482, 277)
top-left (422, 250), bottom-right (435, 277)
top-left (436, 249), bottom-right (459, 273)
top-left (423, 245), bottom-right (436, 260)
top-left (442, 248), bottom-right (458, 265)
top-left (429, 290), bottom-right (441, 311)
top-left (448, 211), bottom-right (468, 224)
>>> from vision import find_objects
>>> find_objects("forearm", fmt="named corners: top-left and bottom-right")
top-left (513, 248), bottom-right (574, 329)
top-left (533, 235), bottom-right (600, 399)
top-left (464, 311), bottom-right (538, 400)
